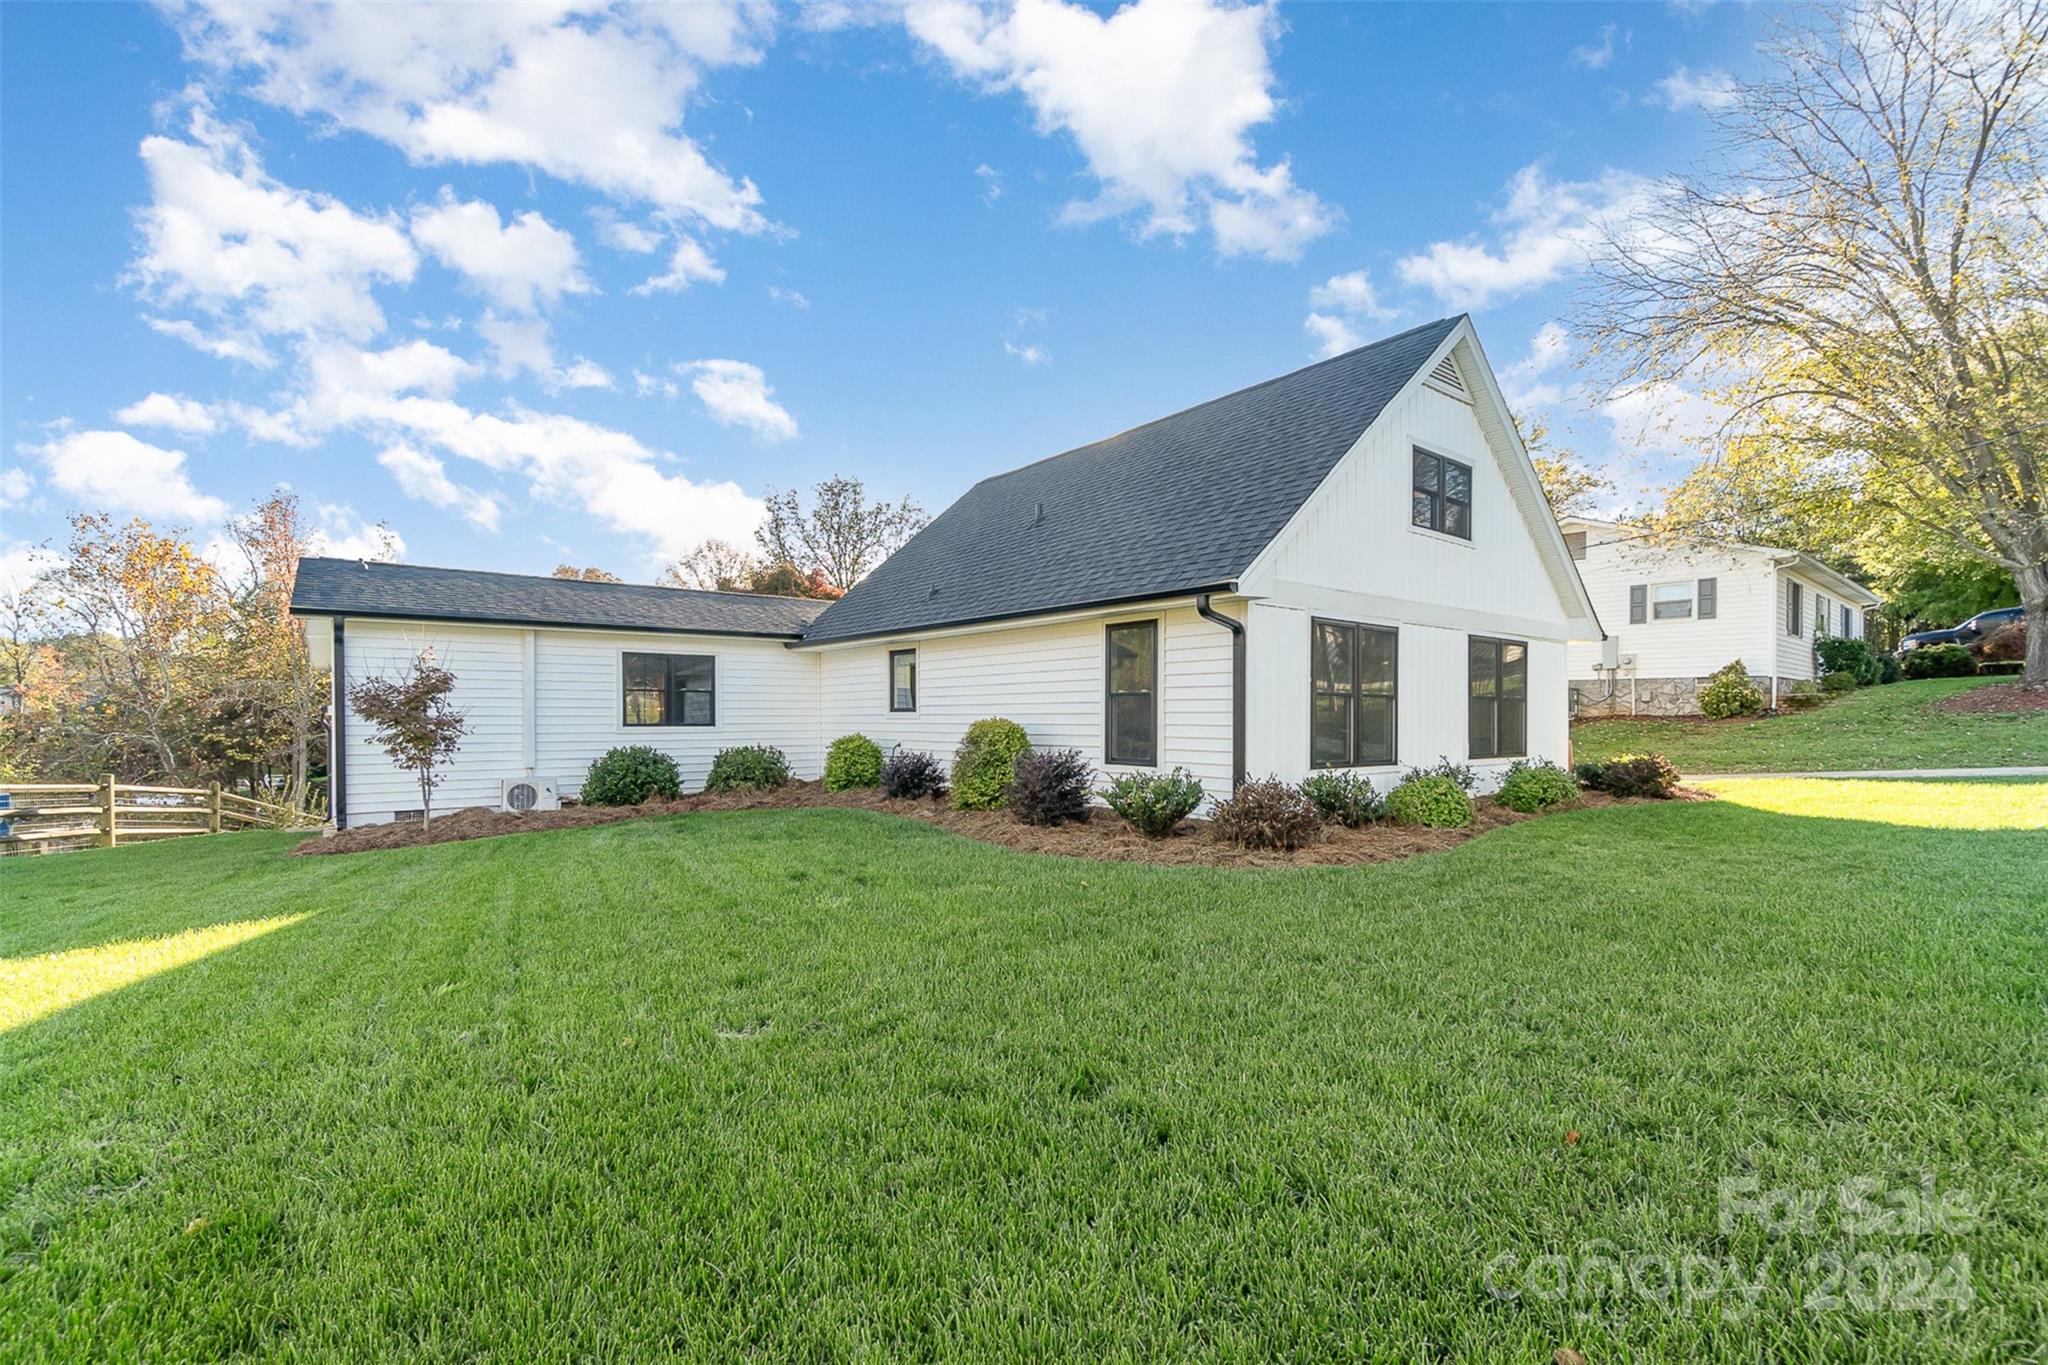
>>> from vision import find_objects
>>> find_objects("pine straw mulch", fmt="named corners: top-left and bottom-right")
top-left (1933, 682), bottom-right (2048, 715)
top-left (295, 780), bottom-right (1709, 868)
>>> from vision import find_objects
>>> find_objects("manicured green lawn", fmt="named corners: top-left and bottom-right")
top-left (4, 789), bottom-right (2045, 1360)
top-left (1572, 675), bottom-right (2048, 771)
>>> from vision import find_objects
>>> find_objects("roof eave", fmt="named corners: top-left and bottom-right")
top-left (794, 582), bottom-right (1241, 649)
top-left (286, 604), bottom-right (812, 641)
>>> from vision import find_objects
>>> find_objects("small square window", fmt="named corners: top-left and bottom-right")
top-left (1411, 448), bottom-right (1473, 540)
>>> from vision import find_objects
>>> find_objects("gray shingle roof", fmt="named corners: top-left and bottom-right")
top-left (290, 558), bottom-right (829, 638)
top-left (800, 317), bottom-right (1463, 644)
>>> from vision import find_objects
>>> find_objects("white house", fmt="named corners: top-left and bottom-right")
top-left (293, 316), bottom-right (1603, 828)
top-left (1559, 516), bottom-right (1882, 716)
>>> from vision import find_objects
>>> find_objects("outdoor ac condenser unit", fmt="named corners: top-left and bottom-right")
top-left (501, 777), bottom-right (560, 814)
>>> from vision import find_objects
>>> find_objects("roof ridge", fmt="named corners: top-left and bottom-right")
top-left (969, 315), bottom-right (1465, 492)
top-left (295, 556), bottom-right (828, 606)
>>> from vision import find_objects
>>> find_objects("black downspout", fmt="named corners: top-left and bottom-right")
top-left (330, 616), bottom-right (348, 830)
top-left (1195, 593), bottom-right (1246, 790)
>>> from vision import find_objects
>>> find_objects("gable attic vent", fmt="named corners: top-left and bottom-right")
top-left (1425, 353), bottom-right (1469, 400)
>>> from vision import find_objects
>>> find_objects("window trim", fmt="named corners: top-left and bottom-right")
top-left (1103, 618), bottom-right (1159, 768)
top-left (1467, 635), bottom-right (1529, 761)
top-left (1309, 617), bottom-right (1400, 770)
top-left (1651, 581), bottom-right (1694, 621)
top-left (888, 647), bottom-right (918, 713)
top-left (1410, 446), bottom-right (1474, 542)
top-left (620, 649), bottom-right (717, 729)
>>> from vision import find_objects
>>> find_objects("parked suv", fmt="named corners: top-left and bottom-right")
top-left (1899, 605), bottom-right (2026, 651)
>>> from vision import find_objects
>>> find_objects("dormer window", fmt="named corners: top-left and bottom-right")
top-left (1412, 448), bottom-right (1472, 540)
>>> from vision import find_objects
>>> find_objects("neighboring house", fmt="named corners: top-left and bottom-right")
top-left (292, 316), bottom-right (1601, 828)
top-left (1559, 517), bottom-right (1882, 716)
top-left (0, 684), bottom-right (21, 718)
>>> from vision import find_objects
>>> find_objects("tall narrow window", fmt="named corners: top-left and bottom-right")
top-left (1468, 636), bottom-right (1528, 760)
top-left (1311, 620), bottom-right (1398, 768)
top-left (889, 648), bottom-right (917, 712)
top-left (622, 652), bottom-right (715, 727)
top-left (1786, 581), bottom-right (1804, 636)
top-left (1105, 621), bottom-right (1157, 766)
top-left (1411, 448), bottom-right (1473, 540)
top-left (1842, 605), bottom-right (1854, 637)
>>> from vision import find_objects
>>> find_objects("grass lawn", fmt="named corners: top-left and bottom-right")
top-left (4, 785), bottom-right (2045, 1360)
top-left (1572, 675), bottom-right (2048, 772)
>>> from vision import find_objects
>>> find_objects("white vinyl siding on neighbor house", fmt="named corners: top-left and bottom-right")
top-left (1771, 568), bottom-right (1862, 682)
top-left (333, 618), bottom-right (821, 825)
top-left (1566, 529), bottom-right (1793, 685)
top-left (815, 602), bottom-right (1238, 808)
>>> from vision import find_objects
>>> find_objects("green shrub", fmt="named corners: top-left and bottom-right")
top-left (1403, 755), bottom-right (1478, 793)
top-left (1496, 759), bottom-right (1577, 813)
top-left (1006, 748), bottom-right (1093, 826)
top-left (1901, 643), bottom-right (1976, 679)
top-left (1209, 777), bottom-right (1322, 850)
top-left (1815, 635), bottom-right (1875, 683)
top-left (1386, 774), bottom-right (1473, 828)
top-left (823, 733), bottom-right (883, 791)
top-left (1100, 768), bottom-right (1205, 837)
top-left (1573, 758), bottom-right (1611, 788)
top-left (1299, 771), bottom-right (1384, 827)
top-left (704, 744), bottom-right (791, 793)
top-left (950, 718), bottom-right (1032, 810)
top-left (581, 745), bottom-right (682, 806)
top-left (1820, 669), bottom-right (1859, 695)
top-left (880, 748), bottom-right (947, 800)
top-left (1876, 652), bottom-right (1903, 684)
top-left (1779, 681), bottom-right (1824, 710)
top-left (1698, 660), bottom-right (1765, 718)
top-left (1585, 752), bottom-right (1681, 799)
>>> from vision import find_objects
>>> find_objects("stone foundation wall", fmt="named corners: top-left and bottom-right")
top-left (1569, 675), bottom-right (1779, 718)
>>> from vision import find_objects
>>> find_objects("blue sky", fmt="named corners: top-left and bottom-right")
top-left (0, 0), bottom-right (1770, 585)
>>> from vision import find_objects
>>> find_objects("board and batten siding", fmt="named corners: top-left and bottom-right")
top-left (813, 603), bottom-right (1237, 808)
top-left (1237, 343), bottom-right (1590, 793)
top-left (337, 618), bottom-right (820, 825)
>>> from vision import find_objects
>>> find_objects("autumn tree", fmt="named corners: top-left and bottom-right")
top-left (348, 649), bottom-right (465, 828)
top-left (1518, 420), bottom-right (1616, 519)
top-left (660, 539), bottom-right (759, 592)
top-left (1580, 0), bottom-right (2048, 685)
top-left (221, 493), bottom-right (327, 810)
top-left (551, 564), bottom-right (622, 582)
top-left (756, 476), bottom-right (926, 593)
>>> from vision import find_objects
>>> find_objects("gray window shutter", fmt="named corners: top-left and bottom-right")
top-left (1629, 584), bottom-right (1647, 624)
top-left (1697, 577), bottom-right (1717, 619)
top-left (1787, 581), bottom-right (1802, 635)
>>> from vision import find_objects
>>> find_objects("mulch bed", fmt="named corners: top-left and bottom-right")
top-left (295, 781), bottom-right (1705, 868)
top-left (1933, 683), bottom-right (2048, 715)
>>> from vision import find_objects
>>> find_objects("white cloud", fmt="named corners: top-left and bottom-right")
top-left (975, 162), bottom-right (1003, 204)
top-left (474, 314), bottom-right (614, 392)
top-left (1308, 270), bottom-right (1390, 318)
top-left (905, 0), bottom-right (1333, 261)
top-left (21, 429), bottom-right (229, 523)
top-left (1303, 313), bottom-right (1362, 359)
top-left (1601, 378), bottom-right (1728, 457)
top-left (1396, 163), bottom-right (1654, 309)
top-left (590, 208), bottom-right (665, 254)
top-left (631, 237), bottom-right (726, 295)
top-left (0, 541), bottom-right (61, 594)
top-left (1571, 23), bottom-right (1621, 70)
top-left (307, 503), bottom-right (405, 561)
top-left (676, 359), bottom-right (798, 441)
top-left (145, 315), bottom-right (278, 368)
top-left (130, 99), bottom-right (416, 341)
top-left (170, 2), bottom-right (773, 231)
top-left (766, 284), bottom-right (810, 309)
top-left (410, 192), bottom-right (592, 313)
top-left (1501, 321), bottom-right (1574, 410)
top-left (0, 467), bottom-right (34, 511)
top-left (114, 391), bottom-right (220, 435)
top-left (376, 442), bottom-right (502, 531)
top-left (1003, 339), bottom-right (1050, 366)
top-left (634, 368), bottom-right (680, 399)
top-left (1654, 65), bottom-right (1739, 112)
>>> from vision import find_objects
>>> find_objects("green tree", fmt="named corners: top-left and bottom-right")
top-left (756, 476), bottom-right (926, 593)
top-left (1582, 0), bottom-right (2048, 686)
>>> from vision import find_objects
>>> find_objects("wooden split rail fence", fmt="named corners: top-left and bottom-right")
top-left (0, 776), bottom-right (311, 855)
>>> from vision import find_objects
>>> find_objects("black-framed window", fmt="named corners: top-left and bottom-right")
top-left (1105, 621), bottom-right (1157, 766)
top-left (1312, 619), bottom-right (1398, 768)
top-left (623, 651), bottom-right (714, 727)
top-left (1468, 636), bottom-right (1527, 760)
top-left (1786, 581), bottom-right (1804, 636)
top-left (1412, 447), bottom-right (1473, 539)
top-left (889, 648), bottom-right (917, 712)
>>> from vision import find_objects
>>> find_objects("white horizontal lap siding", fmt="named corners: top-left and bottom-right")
top-left (342, 621), bottom-right (526, 824)
top-left (1774, 569), bottom-right (1847, 682)
top-left (533, 629), bottom-right (821, 797)
top-left (1564, 539), bottom-right (1777, 681)
top-left (815, 604), bottom-right (1235, 808)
